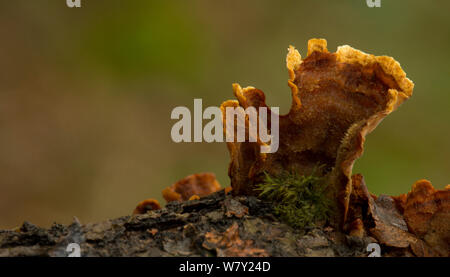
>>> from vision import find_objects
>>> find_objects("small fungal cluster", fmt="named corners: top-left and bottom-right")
top-left (133, 173), bottom-right (224, 214)
top-left (134, 39), bottom-right (449, 256)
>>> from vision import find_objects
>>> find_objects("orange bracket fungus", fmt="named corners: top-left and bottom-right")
top-left (220, 38), bottom-right (414, 226)
top-left (133, 173), bottom-right (221, 214)
top-left (394, 180), bottom-right (450, 256)
top-left (162, 172), bottom-right (221, 202)
top-left (348, 175), bottom-right (449, 256)
top-left (133, 199), bottom-right (161, 215)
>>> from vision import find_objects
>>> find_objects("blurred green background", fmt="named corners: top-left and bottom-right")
top-left (0, 0), bottom-right (449, 228)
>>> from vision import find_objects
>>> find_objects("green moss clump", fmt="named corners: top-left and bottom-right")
top-left (254, 170), bottom-right (333, 229)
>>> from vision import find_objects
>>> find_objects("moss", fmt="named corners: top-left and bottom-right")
top-left (254, 169), bottom-right (333, 229)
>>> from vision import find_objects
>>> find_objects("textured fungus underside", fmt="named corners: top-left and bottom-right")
top-left (220, 39), bottom-right (414, 225)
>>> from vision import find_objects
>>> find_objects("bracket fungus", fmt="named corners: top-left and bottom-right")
top-left (393, 180), bottom-right (450, 256)
top-left (133, 173), bottom-right (221, 214)
top-left (347, 176), bottom-right (449, 256)
top-left (162, 172), bottom-right (221, 202)
top-left (133, 199), bottom-right (161, 215)
top-left (220, 38), bottom-right (414, 226)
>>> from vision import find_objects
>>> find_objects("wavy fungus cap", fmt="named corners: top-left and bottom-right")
top-left (162, 172), bottom-right (221, 202)
top-left (220, 38), bottom-right (414, 226)
top-left (133, 199), bottom-right (161, 215)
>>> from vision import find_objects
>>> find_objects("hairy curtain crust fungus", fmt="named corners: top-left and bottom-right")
top-left (394, 180), bottom-right (450, 256)
top-left (133, 173), bottom-right (221, 214)
top-left (162, 172), bottom-right (221, 202)
top-left (348, 176), bottom-right (449, 256)
top-left (220, 38), bottom-right (414, 226)
top-left (133, 199), bottom-right (161, 215)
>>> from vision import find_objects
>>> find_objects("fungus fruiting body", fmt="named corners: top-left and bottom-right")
top-left (162, 172), bottom-right (221, 202)
top-left (220, 38), bottom-right (413, 226)
top-left (133, 199), bottom-right (161, 215)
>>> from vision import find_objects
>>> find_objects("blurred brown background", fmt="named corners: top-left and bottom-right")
top-left (0, 0), bottom-right (449, 228)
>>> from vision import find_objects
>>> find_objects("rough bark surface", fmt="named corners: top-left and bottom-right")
top-left (0, 190), bottom-right (420, 257)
